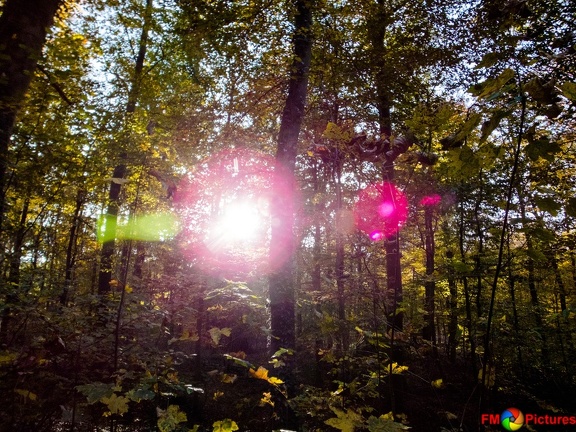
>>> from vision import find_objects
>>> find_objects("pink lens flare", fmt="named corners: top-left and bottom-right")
top-left (419, 194), bottom-right (442, 207)
top-left (354, 182), bottom-right (408, 240)
top-left (174, 148), bottom-right (295, 279)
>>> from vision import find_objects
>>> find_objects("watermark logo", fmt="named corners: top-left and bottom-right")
top-left (501, 408), bottom-right (525, 431)
top-left (481, 407), bottom-right (576, 429)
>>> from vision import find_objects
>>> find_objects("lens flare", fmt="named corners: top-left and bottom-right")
top-left (419, 194), bottom-right (442, 207)
top-left (174, 148), bottom-right (293, 278)
top-left (354, 182), bottom-right (408, 240)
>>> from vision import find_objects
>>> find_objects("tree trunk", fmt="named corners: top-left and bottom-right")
top-left (422, 205), bottom-right (436, 344)
top-left (0, 196), bottom-right (29, 345)
top-left (0, 0), bottom-right (65, 231)
top-left (269, 0), bottom-right (313, 353)
top-left (98, 0), bottom-right (153, 295)
top-left (517, 194), bottom-right (549, 364)
top-left (61, 189), bottom-right (85, 305)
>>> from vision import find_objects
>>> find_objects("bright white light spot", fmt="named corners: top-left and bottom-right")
top-left (214, 200), bottom-right (263, 242)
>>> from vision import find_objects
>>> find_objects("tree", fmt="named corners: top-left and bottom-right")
top-left (0, 0), bottom-right (67, 232)
top-left (268, 0), bottom-right (314, 353)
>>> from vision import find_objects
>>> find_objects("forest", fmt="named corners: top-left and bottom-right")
top-left (0, 0), bottom-right (575, 431)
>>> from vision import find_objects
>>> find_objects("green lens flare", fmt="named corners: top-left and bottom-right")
top-left (97, 212), bottom-right (180, 242)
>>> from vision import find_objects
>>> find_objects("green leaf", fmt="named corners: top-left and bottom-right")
top-left (367, 415), bottom-right (411, 431)
top-left (565, 197), bottom-right (576, 218)
top-left (534, 196), bottom-right (561, 216)
top-left (480, 110), bottom-right (508, 143)
top-left (223, 354), bottom-right (254, 369)
top-left (126, 386), bottom-right (155, 402)
top-left (475, 52), bottom-right (500, 69)
top-left (469, 68), bottom-right (515, 100)
top-left (76, 382), bottom-right (114, 404)
top-left (454, 113), bottom-right (482, 143)
top-left (560, 82), bottom-right (576, 101)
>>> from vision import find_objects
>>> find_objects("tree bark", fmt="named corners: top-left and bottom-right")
top-left (98, 0), bottom-right (153, 295)
top-left (268, 0), bottom-right (313, 353)
top-left (422, 205), bottom-right (436, 344)
top-left (0, 0), bottom-right (65, 232)
top-left (0, 196), bottom-right (29, 345)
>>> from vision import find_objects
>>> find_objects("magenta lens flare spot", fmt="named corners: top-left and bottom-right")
top-left (354, 182), bottom-right (408, 239)
top-left (419, 194), bottom-right (442, 206)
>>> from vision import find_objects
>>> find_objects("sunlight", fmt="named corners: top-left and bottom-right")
top-left (212, 200), bottom-right (265, 243)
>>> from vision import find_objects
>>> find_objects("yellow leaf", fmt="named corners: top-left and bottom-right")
top-left (221, 373), bottom-right (237, 384)
top-left (100, 393), bottom-right (129, 416)
top-left (260, 392), bottom-right (274, 407)
top-left (212, 419), bottom-right (239, 432)
top-left (381, 411), bottom-right (395, 421)
top-left (432, 378), bottom-right (444, 389)
top-left (213, 391), bottom-right (224, 401)
top-left (267, 376), bottom-right (284, 385)
top-left (249, 366), bottom-right (269, 380)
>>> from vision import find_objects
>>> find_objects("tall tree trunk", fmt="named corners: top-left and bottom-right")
top-left (368, 1), bottom-right (408, 333)
top-left (61, 189), bottom-right (85, 305)
top-left (0, 196), bottom-right (29, 345)
top-left (334, 160), bottom-right (349, 352)
top-left (422, 205), bottom-right (436, 345)
top-left (446, 251), bottom-right (458, 363)
top-left (0, 0), bottom-right (65, 231)
top-left (98, 0), bottom-right (153, 295)
top-left (269, 0), bottom-right (313, 353)
top-left (517, 194), bottom-right (549, 364)
top-left (458, 192), bottom-right (477, 376)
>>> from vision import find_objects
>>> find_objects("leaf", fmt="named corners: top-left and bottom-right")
top-left (469, 68), bottom-right (515, 99)
top-left (209, 327), bottom-right (231, 346)
top-left (14, 389), bottom-right (38, 401)
top-left (534, 196), bottom-right (561, 216)
top-left (157, 405), bottom-right (188, 432)
top-left (389, 362), bottom-right (408, 374)
top-left (480, 110), bottom-right (508, 143)
top-left (223, 354), bottom-right (254, 369)
top-left (212, 419), bottom-right (239, 432)
top-left (431, 379), bottom-right (444, 389)
top-left (475, 52), bottom-right (500, 69)
top-left (260, 391), bottom-right (274, 407)
top-left (323, 122), bottom-right (353, 142)
top-left (249, 366), bottom-right (284, 386)
top-left (453, 113), bottom-right (482, 144)
top-left (560, 82), bottom-right (576, 101)
top-left (325, 407), bottom-right (363, 432)
top-left (221, 373), bottom-right (237, 384)
top-left (367, 414), bottom-right (411, 432)
top-left (100, 393), bottom-right (129, 416)
top-left (126, 386), bottom-right (155, 402)
top-left (76, 382), bottom-right (114, 404)
top-left (565, 197), bottom-right (576, 218)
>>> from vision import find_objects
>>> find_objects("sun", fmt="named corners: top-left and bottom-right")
top-left (212, 199), bottom-right (267, 243)
top-left (174, 148), bottom-right (292, 278)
